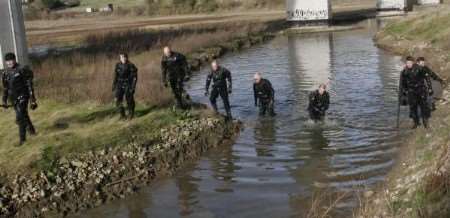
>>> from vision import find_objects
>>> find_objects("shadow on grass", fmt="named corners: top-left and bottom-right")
top-left (51, 106), bottom-right (160, 130)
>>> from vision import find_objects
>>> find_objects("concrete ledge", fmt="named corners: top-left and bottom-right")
top-left (282, 25), bottom-right (363, 35)
top-left (376, 10), bottom-right (408, 18)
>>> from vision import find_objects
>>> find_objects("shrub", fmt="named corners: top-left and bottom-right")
top-left (40, 0), bottom-right (63, 9)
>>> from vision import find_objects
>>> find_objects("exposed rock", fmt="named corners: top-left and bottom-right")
top-left (0, 116), bottom-right (240, 217)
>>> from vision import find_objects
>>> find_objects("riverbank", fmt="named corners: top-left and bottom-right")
top-left (0, 104), bottom-right (240, 217)
top-left (359, 6), bottom-right (450, 218)
top-left (0, 18), bottom-right (285, 217)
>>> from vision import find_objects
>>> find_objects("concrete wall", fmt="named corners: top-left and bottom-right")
top-left (286, 0), bottom-right (332, 21)
top-left (0, 0), bottom-right (28, 69)
top-left (377, 0), bottom-right (410, 10)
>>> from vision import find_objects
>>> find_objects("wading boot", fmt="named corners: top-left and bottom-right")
top-left (225, 112), bottom-right (232, 122)
top-left (28, 124), bottom-right (36, 136)
top-left (423, 119), bottom-right (429, 129)
top-left (128, 108), bottom-right (135, 120)
top-left (119, 107), bottom-right (127, 120)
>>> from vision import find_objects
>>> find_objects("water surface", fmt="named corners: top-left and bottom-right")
top-left (74, 19), bottom-right (405, 218)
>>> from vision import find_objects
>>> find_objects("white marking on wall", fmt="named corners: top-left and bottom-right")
top-left (417, 0), bottom-right (441, 5)
top-left (377, 0), bottom-right (407, 10)
top-left (286, 0), bottom-right (332, 21)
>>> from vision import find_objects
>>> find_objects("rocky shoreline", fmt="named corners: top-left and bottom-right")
top-left (0, 116), bottom-right (240, 217)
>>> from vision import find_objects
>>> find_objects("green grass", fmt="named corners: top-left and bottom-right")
top-left (77, 0), bottom-right (145, 8)
top-left (0, 100), bottom-right (206, 173)
top-left (383, 8), bottom-right (450, 48)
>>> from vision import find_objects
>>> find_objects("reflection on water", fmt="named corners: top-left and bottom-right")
top-left (74, 19), bottom-right (405, 218)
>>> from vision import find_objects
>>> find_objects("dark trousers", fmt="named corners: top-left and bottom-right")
top-left (14, 97), bottom-right (35, 142)
top-left (210, 88), bottom-right (231, 116)
top-left (259, 98), bottom-right (275, 116)
top-left (309, 108), bottom-right (325, 121)
top-left (408, 92), bottom-right (430, 124)
top-left (169, 78), bottom-right (185, 108)
top-left (115, 86), bottom-right (135, 118)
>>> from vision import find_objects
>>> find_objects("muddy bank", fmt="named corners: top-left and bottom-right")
top-left (0, 116), bottom-right (240, 217)
top-left (357, 18), bottom-right (450, 218)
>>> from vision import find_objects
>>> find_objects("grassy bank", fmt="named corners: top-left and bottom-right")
top-left (0, 100), bottom-right (193, 173)
top-left (0, 19), bottom-right (277, 217)
top-left (0, 18), bottom-right (283, 174)
top-left (359, 5), bottom-right (450, 218)
top-left (32, 20), bottom-right (283, 103)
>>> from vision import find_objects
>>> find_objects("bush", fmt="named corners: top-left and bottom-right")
top-left (40, 0), bottom-right (63, 9)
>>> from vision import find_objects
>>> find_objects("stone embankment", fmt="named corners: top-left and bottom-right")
top-left (0, 117), bottom-right (240, 217)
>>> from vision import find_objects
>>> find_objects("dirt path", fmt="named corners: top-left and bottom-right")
top-left (25, 11), bottom-right (285, 46)
top-left (26, 3), bottom-right (375, 47)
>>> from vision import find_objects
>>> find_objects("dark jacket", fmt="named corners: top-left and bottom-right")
top-left (205, 66), bottom-right (232, 92)
top-left (253, 78), bottom-right (274, 105)
top-left (161, 52), bottom-right (189, 82)
top-left (308, 90), bottom-right (330, 113)
top-left (421, 65), bottom-right (443, 83)
top-left (400, 64), bottom-right (431, 95)
top-left (2, 64), bottom-right (35, 104)
top-left (113, 61), bottom-right (138, 91)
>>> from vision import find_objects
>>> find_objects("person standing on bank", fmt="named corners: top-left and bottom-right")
top-left (308, 84), bottom-right (330, 122)
top-left (112, 53), bottom-right (138, 120)
top-left (2, 53), bottom-right (38, 145)
top-left (253, 73), bottom-right (276, 116)
top-left (400, 56), bottom-right (432, 129)
top-left (205, 60), bottom-right (232, 120)
top-left (417, 57), bottom-right (444, 111)
top-left (161, 46), bottom-right (191, 109)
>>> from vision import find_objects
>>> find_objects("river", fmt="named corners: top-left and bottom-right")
top-left (73, 19), bottom-right (406, 218)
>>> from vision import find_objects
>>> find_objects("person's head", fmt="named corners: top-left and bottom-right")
top-left (4, 53), bottom-right (16, 69)
top-left (417, 57), bottom-right (426, 67)
top-left (254, 72), bottom-right (262, 84)
top-left (211, 60), bottom-right (219, 71)
top-left (119, 53), bottom-right (128, 64)
top-left (163, 46), bottom-right (172, 57)
top-left (318, 84), bottom-right (327, 95)
top-left (405, 56), bottom-right (415, 69)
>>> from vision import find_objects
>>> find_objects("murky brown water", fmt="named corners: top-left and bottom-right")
top-left (73, 19), bottom-right (406, 218)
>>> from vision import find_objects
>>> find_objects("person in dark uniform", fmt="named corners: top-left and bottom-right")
top-left (400, 56), bottom-right (432, 129)
top-left (308, 84), bottom-right (330, 122)
top-left (112, 53), bottom-right (138, 120)
top-left (2, 53), bottom-right (38, 145)
top-left (253, 73), bottom-right (275, 116)
top-left (161, 46), bottom-right (191, 109)
top-left (205, 60), bottom-right (232, 120)
top-left (417, 57), bottom-right (444, 111)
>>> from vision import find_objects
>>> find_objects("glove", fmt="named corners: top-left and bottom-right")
top-left (30, 101), bottom-right (38, 110)
top-left (184, 76), bottom-right (191, 82)
top-left (429, 90), bottom-right (434, 96)
top-left (205, 91), bottom-right (209, 96)
top-left (163, 81), bottom-right (168, 88)
top-left (228, 89), bottom-right (232, 94)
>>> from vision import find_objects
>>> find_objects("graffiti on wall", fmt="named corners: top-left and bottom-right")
top-left (286, 9), bottom-right (329, 21)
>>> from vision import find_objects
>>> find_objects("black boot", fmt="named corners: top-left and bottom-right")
top-left (211, 103), bottom-right (219, 114)
top-left (119, 106), bottom-right (126, 120)
top-left (423, 119), bottom-right (429, 129)
top-left (18, 127), bottom-right (26, 146)
top-left (225, 111), bottom-right (232, 122)
top-left (128, 110), bottom-right (134, 120)
top-left (28, 125), bottom-right (36, 136)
